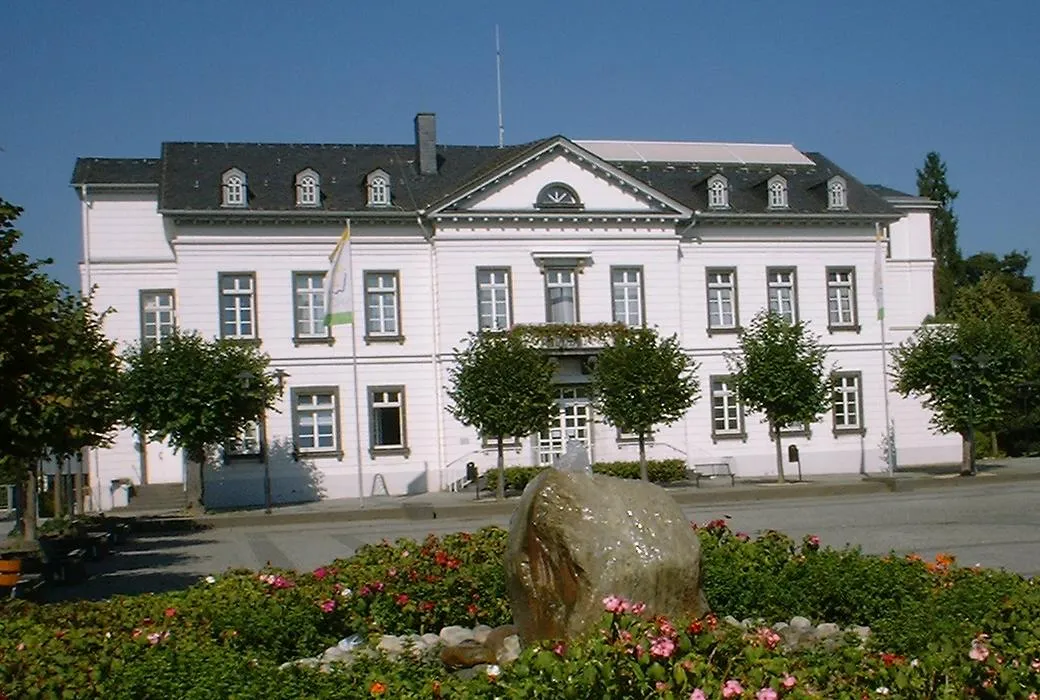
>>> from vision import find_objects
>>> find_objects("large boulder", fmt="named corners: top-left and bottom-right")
top-left (504, 468), bottom-right (708, 643)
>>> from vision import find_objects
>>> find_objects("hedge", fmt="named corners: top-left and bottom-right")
top-left (484, 459), bottom-right (687, 492)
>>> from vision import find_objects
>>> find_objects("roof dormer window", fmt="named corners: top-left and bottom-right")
top-left (827, 176), bottom-right (848, 210)
top-left (367, 170), bottom-right (390, 207)
top-left (536, 182), bottom-right (582, 209)
top-left (707, 174), bottom-right (729, 209)
top-left (767, 175), bottom-right (788, 209)
top-left (296, 169), bottom-right (320, 207)
top-left (222, 168), bottom-right (246, 207)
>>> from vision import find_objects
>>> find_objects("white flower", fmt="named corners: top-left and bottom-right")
top-left (205, 575), bottom-right (216, 584)
top-left (105, 632), bottom-right (112, 639)
top-left (876, 688), bottom-right (890, 695)
top-left (910, 658), bottom-right (919, 667)
top-left (340, 587), bottom-right (353, 598)
top-left (486, 664), bottom-right (501, 679)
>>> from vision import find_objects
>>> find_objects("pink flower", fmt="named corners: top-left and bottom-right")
top-left (757, 627), bottom-right (781, 649)
top-left (552, 641), bottom-right (567, 656)
top-left (1031, 658), bottom-right (1040, 671)
top-left (722, 679), bottom-right (744, 698)
top-left (782, 675), bottom-right (797, 689)
top-left (395, 593), bottom-right (409, 606)
top-left (649, 636), bottom-right (676, 659)
top-left (313, 566), bottom-right (328, 579)
top-left (603, 595), bottom-right (625, 613)
top-left (631, 601), bottom-right (647, 615)
top-left (736, 532), bottom-right (750, 542)
top-left (147, 632), bottom-right (162, 645)
top-left (689, 691), bottom-right (707, 700)
top-left (655, 681), bottom-right (669, 692)
top-left (657, 618), bottom-right (677, 638)
top-left (1028, 693), bottom-right (1037, 700)
top-left (756, 688), bottom-right (778, 700)
top-left (969, 641), bottom-right (990, 662)
top-left (319, 599), bottom-right (336, 613)
top-left (164, 607), bottom-right (176, 618)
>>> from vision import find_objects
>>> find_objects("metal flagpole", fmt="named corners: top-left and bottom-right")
top-left (346, 222), bottom-right (366, 509)
top-left (875, 223), bottom-right (896, 474)
top-left (496, 25), bottom-right (505, 148)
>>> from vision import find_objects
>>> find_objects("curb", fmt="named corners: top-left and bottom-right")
top-left (184, 468), bottom-right (1040, 530)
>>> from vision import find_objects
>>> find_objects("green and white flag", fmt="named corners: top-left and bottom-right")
top-left (324, 221), bottom-right (354, 326)
top-left (873, 225), bottom-right (886, 321)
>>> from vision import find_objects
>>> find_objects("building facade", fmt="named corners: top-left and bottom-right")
top-left (72, 114), bottom-right (959, 511)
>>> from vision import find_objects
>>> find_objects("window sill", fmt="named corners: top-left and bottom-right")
top-left (364, 334), bottom-right (406, 345)
top-left (833, 426), bottom-right (867, 437)
top-left (222, 337), bottom-right (262, 347)
top-left (294, 449), bottom-right (343, 461)
top-left (706, 326), bottom-right (741, 337)
top-left (293, 336), bottom-right (334, 347)
top-left (370, 446), bottom-right (411, 459)
top-left (827, 324), bottom-right (862, 334)
top-left (711, 432), bottom-right (747, 444)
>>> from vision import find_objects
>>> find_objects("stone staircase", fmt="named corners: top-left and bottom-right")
top-left (120, 483), bottom-right (186, 513)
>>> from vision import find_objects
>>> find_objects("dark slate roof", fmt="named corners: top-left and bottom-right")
top-left (610, 151), bottom-right (896, 216)
top-left (866, 184), bottom-right (916, 198)
top-left (157, 142), bottom-right (537, 212)
top-left (71, 158), bottom-right (160, 186)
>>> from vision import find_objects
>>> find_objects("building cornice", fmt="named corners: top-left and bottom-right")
top-left (692, 211), bottom-right (902, 225)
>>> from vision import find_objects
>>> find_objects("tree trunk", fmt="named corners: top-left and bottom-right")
top-left (638, 433), bottom-right (649, 482)
top-left (772, 422), bottom-right (786, 484)
top-left (74, 450), bottom-right (85, 515)
top-left (22, 466), bottom-right (38, 542)
top-left (990, 431), bottom-right (999, 458)
top-left (496, 436), bottom-right (505, 501)
top-left (185, 450), bottom-right (204, 511)
top-left (960, 430), bottom-right (976, 476)
top-left (53, 469), bottom-right (63, 519)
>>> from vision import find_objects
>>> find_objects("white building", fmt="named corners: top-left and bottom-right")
top-left (72, 113), bottom-right (959, 511)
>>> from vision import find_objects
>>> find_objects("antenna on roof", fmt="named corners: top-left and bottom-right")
top-left (496, 25), bottom-right (505, 148)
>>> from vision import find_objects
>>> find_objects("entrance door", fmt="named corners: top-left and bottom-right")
top-left (538, 387), bottom-right (593, 466)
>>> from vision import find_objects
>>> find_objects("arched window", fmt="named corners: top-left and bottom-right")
top-left (827, 176), bottom-right (848, 210)
top-left (296, 169), bottom-right (320, 207)
top-left (707, 175), bottom-right (728, 209)
top-left (222, 168), bottom-right (246, 207)
top-left (536, 182), bottom-right (581, 209)
top-left (367, 170), bottom-right (390, 207)
top-left (767, 175), bottom-right (788, 209)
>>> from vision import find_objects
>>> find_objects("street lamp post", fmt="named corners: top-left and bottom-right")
top-left (237, 368), bottom-right (288, 514)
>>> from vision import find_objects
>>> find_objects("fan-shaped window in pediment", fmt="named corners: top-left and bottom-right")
top-left (536, 182), bottom-right (582, 209)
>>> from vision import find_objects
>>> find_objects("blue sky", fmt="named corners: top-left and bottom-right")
top-left (3, 0), bottom-right (1038, 289)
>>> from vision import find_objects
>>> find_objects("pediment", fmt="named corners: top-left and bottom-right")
top-left (428, 138), bottom-right (691, 219)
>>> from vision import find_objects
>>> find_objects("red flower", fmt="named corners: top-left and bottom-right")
top-left (467, 603), bottom-right (479, 616)
top-left (395, 594), bottom-right (409, 606)
top-left (164, 607), bottom-right (177, 618)
top-left (687, 620), bottom-right (703, 635)
top-left (419, 601), bottom-right (436, 612)
top-left (370, 681), bottom-right (386, 695)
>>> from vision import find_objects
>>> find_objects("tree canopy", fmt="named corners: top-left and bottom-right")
top-left (916, 152), bottom-right (962, 317)
top-left (590, 327), bottom-right (700, 481)
top-left (726, 311), bottom-right (833, 483)
top-left (446, 332), bottom-right (557, 499)
top-left (120, 331), bottom-right (282, 509)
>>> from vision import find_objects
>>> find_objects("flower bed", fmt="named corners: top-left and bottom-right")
top-left (1, 522), bottom-right (1038, 698)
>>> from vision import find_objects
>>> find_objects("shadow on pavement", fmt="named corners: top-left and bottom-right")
top-left (40, 570), bottom-right (206, 602)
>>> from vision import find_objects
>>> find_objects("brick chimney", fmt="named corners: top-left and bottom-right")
top-left (414, 113), bottom-right (437, 175)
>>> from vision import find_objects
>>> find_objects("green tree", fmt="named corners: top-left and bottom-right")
top-left (446, 332), bottom-right (557, 500)
top-left (891, 276), bottom-right (1033, 475)
top-left (960, 250), bottom-right (1040, 324)
top-left (120, 331), bottom-right (282, 510)
top-left (916, 152), bottom-right (962, 317)
top-left (590, 327), bottom-right (700, 481)
top-left (0, 199), bottom-right (121, 539)
top-left (725, 311), bottom-right (833, 483)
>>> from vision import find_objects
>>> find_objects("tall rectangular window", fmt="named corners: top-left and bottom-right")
top-left (370, 387), bottom-right (408, 455)
top-left (706, 268), bottom-right (738, 331)
top-left (226, 420), bottom-right (263, 459)
top-left (827, 268), bottom-right (858, 329)
top-left (611, 267), bottom-right (643, 326)
top-left (833, 372), bottom-right (864, 433)
top-left (292, 389), bottom-right (339, 456)
top-left (545, 269), bottom-right (578, 323)
top-left (219, 273), bottom-right (257, 340)
top-left (766, 268), bottom-right (797, 323)
top-left (140, 289), bottom-right (175, 342)
top-left (364, 271), bottom-right (400, 338)
top-left (293, 272), bottom-right (328, 340)
top-left (477, 267), bottom-right (512, 331)
top-left (710, 376), bottom-right (744, 439)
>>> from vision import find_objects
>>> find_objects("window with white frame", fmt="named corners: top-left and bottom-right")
top-left (370, 387), bottom-right (407, 454)
top-left (826, 268), bottom-right (858, 329)
top-left (767, 176), bottom-right (788, 209)
top-left (477, 268), bottom-right (511, 331)
top-left (545, 268), bottom-right (578, 323)
top-left (140, 290), bottom-right (175, 342)
top-left (222, 168), bottom-right (246, 207)
top-left (766, 268), bottom-right (797, 323)
top-left (827, 176), bottom-right (848, 210)
top-left (219, 273), bottom-right (257, 340)
top-left (707, 175), bottom-right (728, 209)
top-left (833, 372), bottom-right (863, 432)
top-left (706, 268), bottom-right (738, 330)
top-left (367, 170), bottom-right (390, 207)
top-left (296, 170), bottom-right (320, 207)
top-left (611, 267), bottom-right (643, 326)
top-left (710, 376), bottom-right (744, 438)
top-left (293, 390), bottom-right (339, 455)
top-left (364, 271), bottom-right (400, 338)
top-left (293, 272), bottom-right (328, 340)
top-left (226, 420), bottom-right (263, 458)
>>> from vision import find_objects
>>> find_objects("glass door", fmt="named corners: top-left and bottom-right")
top-left (537, 387), bottom-right (592, 466)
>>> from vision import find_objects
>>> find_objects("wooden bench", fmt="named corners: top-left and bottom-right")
top-left (37, 538), bottom-right (88, 584)
top-left (0, 557), bottom-right (45, 600)
top-left (688, 459), bottom-right (736, 487)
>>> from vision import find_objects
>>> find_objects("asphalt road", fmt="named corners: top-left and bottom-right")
top-left (46, 480), bottom-right (1040, 602)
